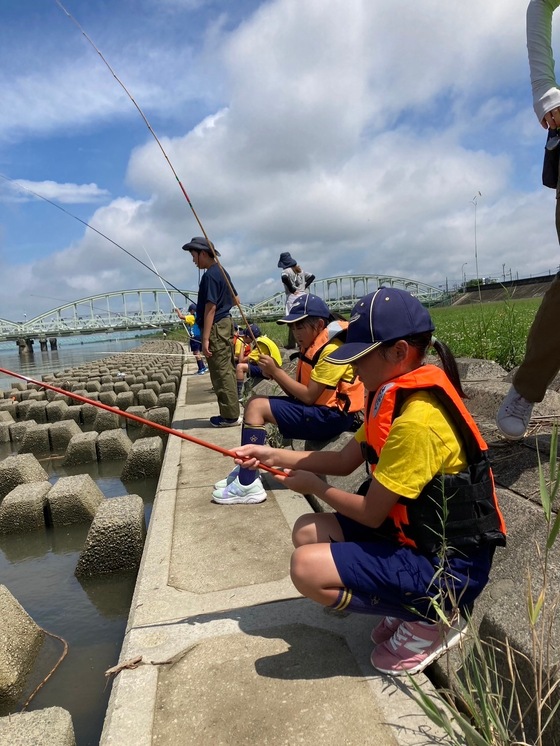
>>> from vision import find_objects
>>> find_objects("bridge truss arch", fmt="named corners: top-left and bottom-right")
top-left (0, 275), bottom-right (448, 342)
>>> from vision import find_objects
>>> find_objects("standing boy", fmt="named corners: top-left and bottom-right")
top-left (182, 237), bottom-right (241, 427)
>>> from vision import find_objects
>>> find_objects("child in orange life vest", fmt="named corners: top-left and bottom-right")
top-left (233, 288), bottom-right (506, 676)
top-left (235, 324), bottom-right (283, 400)
top-left (212, 294), bottom-right (364, 506)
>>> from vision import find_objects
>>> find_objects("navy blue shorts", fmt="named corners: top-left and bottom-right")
top-left (190, 338), bottom-right (202, 354)
top-left (331, 513), bottom-right (493, 621)
top-left (268, 396), bottom-right (354, 441)
top-left (248, 362), bottom-right (263, 379)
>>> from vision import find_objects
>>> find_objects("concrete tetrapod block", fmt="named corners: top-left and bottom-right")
top-left (75, 494), bottom-right (145, 577)
top-left (18, 423), bottom-right (51, 457)
top-left (93, 409), bottom-right (121, 433)
top-left (97, 429), bottom-right (133, 461)
top-left (0, 412), bottom-right (14, 423)
top-left (115, 391), bottom-right (134, 410)
top-left (138, 407), bottom-right (170, 440)
top-left (99, 391), bottom-right (118, 407)
top-left (0, 482), bottom-right (51, 534)
top-left (121, 436), bottom-right (163, 481)
top-left (0, 422), bottom-right (11, 443)
top-left (47, 474), bottom-right (104, 526)
top-left (0, 706), bottom-right (76, 745)
top-left (0, 454), bottom-right (49, 501)
top-left (9, 420), bottom-right (37, 443)
top-left (26, 400), bottom-right (48, 424)
top-left (137, 388), bottom-right (158, 408)
top-left (49, 420), bottom-right (82, 451)
top-left (0, 585), bottom-right (44, 707)
top-left (124, 406), bottom-right (147, 434)
top-left (156, 392), bottom-right (176, 415)
top-left (46, 400), bottom-right (69, 423)
top-left (62, 432), bottom-right (98, 466)
top-left (0, 402), bottom-right (17, 419)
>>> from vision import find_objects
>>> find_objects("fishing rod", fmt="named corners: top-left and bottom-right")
top-left (54, 0), bottom-right (259, 346)
top-left (0, 173), bottom-right (197, 307)
top-left (0, 366), bottom-right (284, 478)
top-left (143, 245), bottom-right (192, 337)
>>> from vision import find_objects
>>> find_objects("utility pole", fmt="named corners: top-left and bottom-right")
top-left (472, 192), bottom-right (482, 302)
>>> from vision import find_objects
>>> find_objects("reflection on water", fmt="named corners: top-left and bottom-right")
top-left (0, 336), bottom-right (149, 392)
top-left (0, 455), bottom-right (157, 745)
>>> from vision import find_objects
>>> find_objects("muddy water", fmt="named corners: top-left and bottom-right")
top-left (0, 340), bottom-right (161, 744)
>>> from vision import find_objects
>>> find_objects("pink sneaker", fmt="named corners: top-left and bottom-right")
top-left (370, 616), bottom-right (402, 645)
top-left (371, 617), bottom-right (467, 676)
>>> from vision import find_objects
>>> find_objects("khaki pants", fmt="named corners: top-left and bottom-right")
top-left (207, 316), bottom-right (240, 420)
top-left (513, 195), bottom-right (560, 402)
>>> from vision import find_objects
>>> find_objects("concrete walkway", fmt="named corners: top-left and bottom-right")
top-left (100, 352), bottom-right (449, 745)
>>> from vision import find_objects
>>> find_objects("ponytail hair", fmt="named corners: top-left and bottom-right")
top-left (431, 338), bottom-right (466, 398)
top-left (384, 331), bottom-right (466, 398)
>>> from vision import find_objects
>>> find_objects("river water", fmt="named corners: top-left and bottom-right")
top-left (0, 334), bottom-right (160, 744)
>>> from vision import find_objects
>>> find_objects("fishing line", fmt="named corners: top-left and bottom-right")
top-left (0, 173), bottom-right (197, 306)
top-left (0, 366), bottom-right (285, 478)
top-left (54, 0), bottom-right (259, 346)
top-left (142, 245), bottom-right (192, 338)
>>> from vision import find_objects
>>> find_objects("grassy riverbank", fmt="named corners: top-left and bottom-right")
top-left (166, 297), bottom-right (542, 372)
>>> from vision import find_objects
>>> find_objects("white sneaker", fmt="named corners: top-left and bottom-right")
top-left (496, 385), bottom-right (534, 440)
top-left (212, 476), bottom-right (267, 504)
top-left (214, 465), bottom-right (240, 490)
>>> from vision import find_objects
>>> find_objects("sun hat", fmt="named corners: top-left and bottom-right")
top-left (277, 294), bottom-right (332, 324)
top-left (277, 252), bottom-right (297, 269)
top-left (326, 288), bottom-right (435, 364)
top-left (181, 236), bottom-right (221, 256)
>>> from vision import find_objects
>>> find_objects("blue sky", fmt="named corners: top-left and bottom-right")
top-left (0, 0), bottom-right (558, 320)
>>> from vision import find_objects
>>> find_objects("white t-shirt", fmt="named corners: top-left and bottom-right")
top-left (527, 0), bottom-right (560, 120)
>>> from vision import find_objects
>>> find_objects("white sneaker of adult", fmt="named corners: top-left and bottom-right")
top-left (212, 476), bottom-right (267, 505)
top-left (214, 465), bottom-right (240, 490)
top-left (496, 385), bottom-right (534, 440)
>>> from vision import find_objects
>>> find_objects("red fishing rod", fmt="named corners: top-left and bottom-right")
top-left (0, 367), bottom-right (285, 478)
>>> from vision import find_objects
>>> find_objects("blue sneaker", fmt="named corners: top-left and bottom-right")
top-left (196, 366), bottom-right (209, 375)
top-left (210, 415), bottom-right (242, 428)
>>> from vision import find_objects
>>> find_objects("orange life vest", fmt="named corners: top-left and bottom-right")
top-left (296, 324), bottom-right (364, 413)
top-left (363, 364), bottom-right (506, 554)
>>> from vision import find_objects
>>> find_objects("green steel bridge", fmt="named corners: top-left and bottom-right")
top-left (0, 275), bottom-right (448, 343)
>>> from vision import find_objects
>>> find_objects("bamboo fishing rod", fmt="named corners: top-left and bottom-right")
top-left (0, 367), bottom-right (285, 478)
top-left (54, 0), bottom-right (259, 346)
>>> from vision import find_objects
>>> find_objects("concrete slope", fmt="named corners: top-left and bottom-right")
top-left (100, 352), bottom-right (449, 746)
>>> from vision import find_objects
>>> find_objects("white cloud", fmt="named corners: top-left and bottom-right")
top-left (6, 180), bottom-right (110, 204)
top-left (1, 0), bottom-right (558, 321)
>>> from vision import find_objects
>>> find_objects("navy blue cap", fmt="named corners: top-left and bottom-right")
top-left (277, 294), bottom-right (332, 324)
top-left (182, 236), bottom-right (220, 256)
top-left (326, 288), bottom-right (435, 364)
top-left (243, 323), bottom-right (261, 338)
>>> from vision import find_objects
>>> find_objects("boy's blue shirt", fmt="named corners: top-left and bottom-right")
top-left (196, 263), bottom-right (237, 330)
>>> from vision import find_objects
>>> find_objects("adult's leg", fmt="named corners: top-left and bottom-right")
top-left (207, 317), bottom-right (240, 419)
top-left (513, 191), bottom-right (560, 402)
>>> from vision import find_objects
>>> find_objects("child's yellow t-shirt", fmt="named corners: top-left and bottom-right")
top-left (354, 391), bottom-right (468, 499)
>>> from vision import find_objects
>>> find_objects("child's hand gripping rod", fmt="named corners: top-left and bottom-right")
top-left (0, 367), bottom-right (285, 478)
